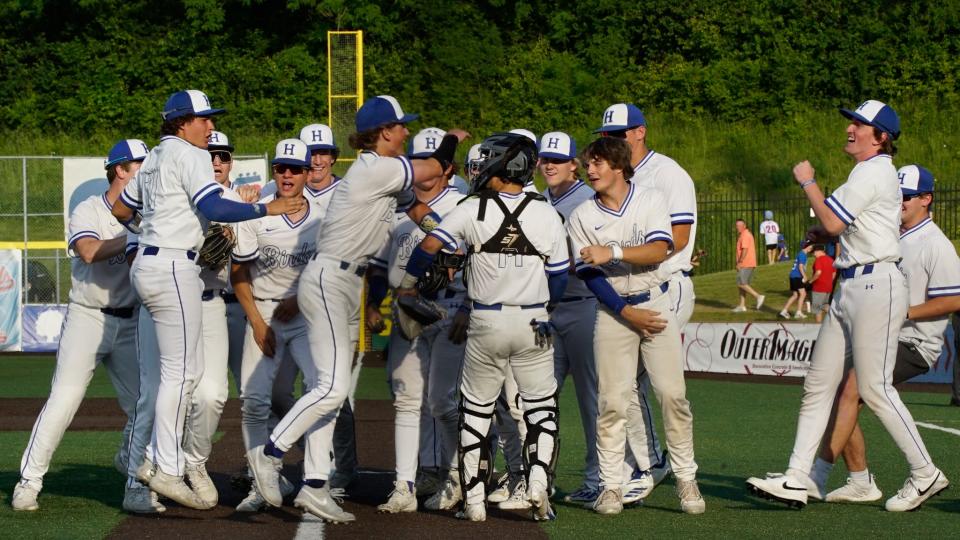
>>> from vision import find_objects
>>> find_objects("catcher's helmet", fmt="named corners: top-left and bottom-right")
top-left (470, 132), bottom-right (538, 193)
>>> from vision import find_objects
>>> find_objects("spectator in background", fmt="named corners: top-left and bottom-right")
top-left (780, 241), bottom-right (813, 319)
top-left (733, 218), bottom-right (765, 312)
top-left (760, 210), bottom-right (780, 265)
top-left (777, 233), bottom-right (789, 262)
top-left (810, 245), bottom-right (835, 323)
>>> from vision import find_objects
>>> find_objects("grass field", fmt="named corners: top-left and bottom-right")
top-left (1, 354), bottom-right (958, 538)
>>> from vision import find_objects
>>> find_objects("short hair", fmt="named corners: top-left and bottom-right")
top-left (581, 138), bottom-right (634, 178)
top-left (348, 123), bottom-right (399, 151)
top-left (106, 161), bottom-right (136, 185)
top-left (873, 127), bottom-right (897, 157)
top-left (736, 218), bottom-right (746, 225)
top-left (161, 114), bottom-right (195, 137)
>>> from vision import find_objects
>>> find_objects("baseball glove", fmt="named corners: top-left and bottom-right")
top-left (396, 294), bottom-right (446, 340)
top-left (199, 223), bottom-right (236, 271)
top-left (416, 252), bottom-right (465, 297)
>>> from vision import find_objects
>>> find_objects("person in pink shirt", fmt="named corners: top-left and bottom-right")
top-left (733, 218), bottom-right (765, 312)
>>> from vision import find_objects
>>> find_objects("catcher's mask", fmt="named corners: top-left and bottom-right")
top-left (470, 133), bottom-right (538, 194)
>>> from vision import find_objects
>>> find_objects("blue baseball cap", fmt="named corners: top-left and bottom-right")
top-left (299, 123), bottom-right (338, 152)
top-left (207, 131), bottom-right (234, 152)
top-left (162, 90), bottom-right (226, 121)
top-left (898, 164), bottom-right (935, 196)
top-left (105, 139), bottom-right (149, 169)
top-left (595, 103), bottom-right (646, 133)
top-left (272, 139), bottom-right (310, 167)
top-left (538, 131), bottom-right (576, 160)
top-left (408, 127), bottom-right (446, 158)
top-left (839, 100), bottom-right (900, 140)
top-left (355, 95), bottom-right (419, 133)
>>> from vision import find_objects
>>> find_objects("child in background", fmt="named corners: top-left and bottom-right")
top-left (809, 245), bottom-right (836, 323)
top-left (776, 233), bottom-right (789, 262)
top-left (780, 241), bottom-right (813, 319)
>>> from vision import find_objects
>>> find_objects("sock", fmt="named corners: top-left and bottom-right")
top-left (407, 480), bottom-right (415, 492)
top-left (304, 479), bottom-right (326, 488)
top-left (811, 458), bottom-right (833, 488)
top-left (264, 441), bottom-right (285, 459)
top-left (850, 469), bottom-right (870, 485)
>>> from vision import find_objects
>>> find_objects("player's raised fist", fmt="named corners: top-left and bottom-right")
top-left (265, 196), bottom-right (306, 216)
top-left (446, 128), bottom-right (471, 142)
top-left (793, 161), bottom-right (815, 185)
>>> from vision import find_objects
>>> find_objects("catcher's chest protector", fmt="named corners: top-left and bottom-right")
top-left (470, 191), bottom-right (546, 259)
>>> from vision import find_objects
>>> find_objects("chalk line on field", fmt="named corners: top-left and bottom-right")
top-left (294, 513), bottom-right (325, 540)
top-left (916, 421), bottom-right (960, 437)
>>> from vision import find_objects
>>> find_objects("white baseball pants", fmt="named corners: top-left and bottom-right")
top-left (183, 295), bottom-right (230, 466)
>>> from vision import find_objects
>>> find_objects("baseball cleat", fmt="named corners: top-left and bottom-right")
top-left (676, 478), bottom-right (706, 514)
top-left (528, 482), bottom-right (556, 521)
top-left (456, 502), bottom-right (487, 522)
top-left (148, 470), bottom-right (215, 510)
top-left (562, 485), bottom-right (601, 504)
top-left (425, 477), bottom-right (461, 510)
top-left (826, 476), bottom-right (883, 503)
top-left (774, 470), bottom-right (825, 500)
top-left (123, 483), bottom-right (166, 514)
top-left (884, 470), bottom-right (949, 512)
top-left (497, 476), bottom-right (532, 510)
top-left (136, 458), bottom-right (158, 485)
top-left (756, 295), bottom-right (766, 310)
top-left (623, 451), bottom-right (671, 505)
top-left (185, 463), bottom-right (218, 507)
top-left (415, 468), bottom-right (445, 497)
top-left (247, 445), bottom-right (283, 507)
top-left (236, 485), bottom-right (267, 513)
top-left (486, 472), bottom-right (513, 503)
top-left (592, 488), bottom-right (623, 515)
top-left (377, 481), bottom-right (417, 513)
top-left (745, 473), bottom-right (808, 509)
top-left (11, 483), bottom-right (40, 511)
top-left (294, 485), bottom-right (355, 523)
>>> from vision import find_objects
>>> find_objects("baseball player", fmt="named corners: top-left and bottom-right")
top-left (537, 131), bottom-right (601, 504)
top-left (396, 132), bottom-right (568, 522)
top-left (595, 103), bottom-right (697, 503)
top-left (245, 95), bottom-right (467, 523)
top-left (368, 127), bottom-right (468, 513)
top-left (12, 140), bottom-right (151, 513)
top-left (746, 100), bottom-right (949, 512)
top-left (759, 211), bottom-right (780, 265)
top-left (567, 137), bottom-right (703, 515)
top-left (111, 90), bottom-right (303, 510)
top-left (231, 139), bottom-right (323, 511)
top-left (808, 165), bottom-right (960, 504)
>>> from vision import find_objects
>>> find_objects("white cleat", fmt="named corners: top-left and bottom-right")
top-left (12, 483), bottom-right (40, 511)
top-left (486, 472), bottom-right (512, 504)
top-left (826, 476), bottom-right (883, 503)
top-left (528, 482), bottom-right (555, 521)
top-left (185, 463), bottom-right (218, 507)
top-left (425, 477), bottom-right (461, 511)
top-left (676, 478), bottom-right (706, 514)
top-left (294, 485), bottom-right (355, 523)
top-left (123, 483), bottom-right (166, 514)
top-left (377, 481), bottom-right (417, 513)
top-left (456, 502), bottom-right (487, 522)
top-left (745, 472), bottom-right (807, 509)
top-left (236, 485), bottom-right (268, 513)
top-left (884, 470), bottom-right (949, 512)
top-left (623, 453), bottom-right (671, 505)
top-left (591, 488), bottom-right (623, 515)
top-left (497, 476), bottom-right (532, 510)
top-left (148, 470), bottom-right (215, 510)
top-left (247, 445), bottom-right (283, 507)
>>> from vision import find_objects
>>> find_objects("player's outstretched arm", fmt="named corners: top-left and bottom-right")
top-left (907, 296), bottom-right (960, 321)
top-left (196, 191), bottom-right (305, 223)
top-left (794, 161), bottom-right (846, 235)
top-left (580, 240), bottom-right (671, 267)
top-left (409, 130), bottom-right (470, 188)
top-left (72, 236), bottom-right (127, 264)
top-left (230, 261), bottom-right (276, 357)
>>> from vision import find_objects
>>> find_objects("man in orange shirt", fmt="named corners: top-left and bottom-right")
top-left (733, 218), bottom-right (765, 312)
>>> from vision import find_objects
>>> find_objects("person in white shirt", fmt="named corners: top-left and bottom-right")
top-left (760, 210), bottom-right (781, 265)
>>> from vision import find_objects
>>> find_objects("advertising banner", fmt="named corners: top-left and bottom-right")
top-left (0, 250), bottom-right (23, 351)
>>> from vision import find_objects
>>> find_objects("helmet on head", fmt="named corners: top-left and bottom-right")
top-left (470, 133), bottom-right (538, 194)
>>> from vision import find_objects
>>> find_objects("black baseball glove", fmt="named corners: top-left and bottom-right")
top-left (396, 294), bottom-right (446, 340)
top-left (199, 223), bottom-right (236, 271)
top-left (416, 252), bottom-right (465, 297)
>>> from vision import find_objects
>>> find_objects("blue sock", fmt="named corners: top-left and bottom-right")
top-left (264, 441), bottom-right (285, 459)
top-left (304, 479), bottom-right (326, 488)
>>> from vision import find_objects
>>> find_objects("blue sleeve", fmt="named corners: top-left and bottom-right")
top-left (196, 191), bottom-right (267, 222)
top-left (577, 267), bottom-right (627, 314)
top-left (547, 272), bottom-right (567, 305)
top-left (405, 245), bottom-right (437, 278)
top-left (367, 273), bottom-right (388, 308)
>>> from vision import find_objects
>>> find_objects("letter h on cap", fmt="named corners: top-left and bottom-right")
top-left (284, 143), bottom-right (297, 156)
top-left (546, 137), bottom-right (560, 149)
top-left (311, 130), bottom-right (323, 142)
top-left (604, 110), bottom-right (615, 124)
top-left (425, 137), bottom-right (437, 150)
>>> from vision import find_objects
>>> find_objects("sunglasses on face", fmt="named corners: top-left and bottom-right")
top-left (902, 192), bottom-right (930, 201)
top-left (273, 164), bottom-right (305, 175)
top-left (210, 150), bottom-right (233, 163)
top-left (601, 130), bottom-right (627, 139)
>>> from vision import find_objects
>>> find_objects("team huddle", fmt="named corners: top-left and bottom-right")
top-left (10, 90), bottom-right (958, 523)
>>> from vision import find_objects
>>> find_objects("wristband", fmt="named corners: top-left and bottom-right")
top-left (430, 134), bottom-right (459, 171)
top-left (610, 244), bottom-right (624, 264)
top-left (800, 179), bottom-right (816, 189)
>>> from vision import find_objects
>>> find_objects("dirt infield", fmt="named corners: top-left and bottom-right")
top-left (2, 397), bottom-right (546, 539)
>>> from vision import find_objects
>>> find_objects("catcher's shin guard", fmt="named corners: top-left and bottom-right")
top-left (522, 394), bottom-right (559, 490)
top-left (458, 395), bottom-right (495, 505)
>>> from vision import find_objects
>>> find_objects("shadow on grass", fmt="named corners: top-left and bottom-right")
top-left (0, 464), bottom-right (122, 509)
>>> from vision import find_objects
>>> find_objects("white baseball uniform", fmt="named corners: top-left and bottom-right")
top-left (626, 150), bottom-right (698, 474)
top-left (899, 217), bottom-right (960, 365)
top-left (759, 219), bottom-right (780, 247)
top-left (429, 190), bottom-right (568, 504)
top-left (121, 135), bottom-right (223, 477)
top-left (786, 154), bottom-right (937, 479)
top-left (567, 183), bottom-right (698, 488)
top-left (234, 194), bottom-right (325, 478)
top-left (543, 180), bottom-right (601, 490)
top-left (18, 194), bottom-right (143, 492)
top-left (370, 186), bottom-right (467, 483)
top-left (266, 150), bottom-right (412, 479)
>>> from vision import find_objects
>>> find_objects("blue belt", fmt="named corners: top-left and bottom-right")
top-left (222, 292), bottom-right (238, 304)
top-left (100, 306), bottom-right (135, 319)
top-left (682, 271), bottom-right (692, 278)
top-left (839, 263), bottom-right (874, 280)
top-left (622, 282), bottom-right (669, 305)
top-left (472, 302), bottom-right (545, 311)
top-left (202, 289), bottom-right (221, 301)
top-left (311, 253), bottom-right (366, 277)
top-left (559, 295), bottom-right (594, 303)
top-left (142, 246), bottom-right (197, 261)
